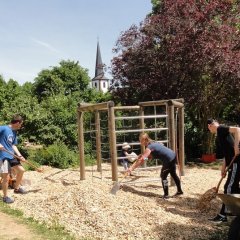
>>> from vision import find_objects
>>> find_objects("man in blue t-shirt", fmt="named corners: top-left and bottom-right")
top-left (0, 114), bottom-right (27, 203)
top-left (128, 132), bottom-right (183, 199)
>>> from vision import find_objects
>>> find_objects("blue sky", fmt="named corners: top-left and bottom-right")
top-left (0, 0), bottom-right (152, 85)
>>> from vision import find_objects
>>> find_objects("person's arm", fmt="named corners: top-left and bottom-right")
top-left (123, 150), bottom-right (130, 157)
top-left (221, 159), bottom-right (227, 178)
top-left (0, 144), bottom-right (4, 150)
top-left (12, 145), bottom-right (26, 162)
top-left (229, 126), bottom-right (240, 156)
top-left (0, 127), bottom-right (4, 150)
top-left (128, 148), bottom-right (151, 173)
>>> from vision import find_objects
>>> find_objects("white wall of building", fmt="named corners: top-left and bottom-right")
top-left (92, 80), bottom-right (109, 93)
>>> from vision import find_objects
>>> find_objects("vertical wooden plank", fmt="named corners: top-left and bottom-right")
top-left (139, 106), bottom-right (147, 167)
top-left (95, 110), bottom-right (102, 172)
top-left (167, 105), bottom-right (176, 151)
top-left (77, 109), bottom-right (85, 180)
top-left (108, 101), bottom-right (118, 181)
top-left (178, 107), bottom-right (185, 176)
top-left (167, 104), bottom-right (175, 186)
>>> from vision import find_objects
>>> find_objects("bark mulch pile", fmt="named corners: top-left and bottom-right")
top-left (9, 164), bottom-right (229, 240)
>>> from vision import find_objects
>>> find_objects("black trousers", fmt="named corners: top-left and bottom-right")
top-left (160, 158), bottom-right (182, 195)
top-left (220, 161), bottom-right (240, 216)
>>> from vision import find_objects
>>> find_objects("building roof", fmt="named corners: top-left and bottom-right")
top-left (92, 73), bottom-right (109, 81)
top-left (92, 41), bottom-right (109, 81)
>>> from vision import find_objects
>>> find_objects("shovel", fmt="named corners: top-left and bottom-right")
top-left (2, 148), bottom-right (44, 173)
top-left (110, 158), bottom-right (139, 195)
top-left (197, 154), bottom-right (239, 211)
top-left (110, 171), bottom-right (129, 195)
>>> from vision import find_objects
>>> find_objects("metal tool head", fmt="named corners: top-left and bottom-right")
top-left (110, 182), bottom-right (121, 195)
top-left (217, 194), bottom-right (240, 216)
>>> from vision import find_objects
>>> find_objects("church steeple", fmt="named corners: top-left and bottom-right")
top-left (92, 41), bottom-right (109, 93)
top-left (95, 41), bottom-right (104, 77)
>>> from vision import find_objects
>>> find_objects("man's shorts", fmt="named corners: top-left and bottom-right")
top-left (0, 159), bottom-right (11, 173)
top-left (9, 158), bottom-right (21, 168)
top-left (0, 158), bottom-right (21, 173)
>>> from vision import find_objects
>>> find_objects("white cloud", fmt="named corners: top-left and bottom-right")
top-left (31, 38), bottom-right (60, 54)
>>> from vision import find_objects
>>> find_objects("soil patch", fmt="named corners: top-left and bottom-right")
top-left (0, 211), bottom-right (44, 240)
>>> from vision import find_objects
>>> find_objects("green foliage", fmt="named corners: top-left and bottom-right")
top-left (33, 60), bottom-right (90, 101)
top-left (0, 58), bottom-right (113, 169)
top-left (151, 0), bottom-right (163, 14)
top-left (30, 142), bottom-right (78, 169)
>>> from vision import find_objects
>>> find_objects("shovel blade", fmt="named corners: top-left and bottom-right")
top-left (110, 182), bottom-right (120, 195)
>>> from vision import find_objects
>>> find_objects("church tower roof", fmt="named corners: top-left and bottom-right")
top-left (92, 41), bottom-right (108, 81)
top-left (95, 41), bottom-right (104, 77)
top-left (91, 41), bottom-right (110, 93)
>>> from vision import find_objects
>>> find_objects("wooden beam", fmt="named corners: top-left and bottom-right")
top-left (167, 99), bottom-right (184, 108)
top-left (78, 101), bottom-right (114, 112)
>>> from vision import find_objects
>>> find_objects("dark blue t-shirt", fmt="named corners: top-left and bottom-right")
top-left (147, 142), bottom-right (176, 164)
top-left (0, 125), bottom-right (17, 160)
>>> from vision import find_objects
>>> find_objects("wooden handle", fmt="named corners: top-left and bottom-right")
top-left (118, 156), bottom-right (140, 183)
top-left (215, 155), bottom-right (238, 193)
top-left (216, 177), bottom-right (224, 193)
top-left (1, 148), bottom-right (43, 172)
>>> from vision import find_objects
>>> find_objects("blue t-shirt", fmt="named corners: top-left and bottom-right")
top-left (0, 125), bottom-right (17, 160)
top-left (147, 142), bottom-right (175, 164)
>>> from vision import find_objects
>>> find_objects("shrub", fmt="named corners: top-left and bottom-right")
top-left (30, 142), bottom-right (78, 169)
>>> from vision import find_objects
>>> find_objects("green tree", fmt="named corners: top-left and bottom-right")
top-left (0, 61), bottom-right (112, 167)
top-left (27, 60), bottom-right (112, 147)
top-left (33, 60), bottom-right (91, 101)
top-left (0, 76), bottom-right (7, 110)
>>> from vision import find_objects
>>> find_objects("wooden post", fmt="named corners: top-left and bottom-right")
top-left (139, 106), bottom-right (147, 167)
top-left (108, 101), bottom-right (118, 181)
top-left (178, 107), bottom-right (185, 176)
top-left (167, 104), bottom-right (175, 152)
top-left (77, 109), bottom-right (85, 180)
top-left (95, 110), bottom-right (102, 172)
top-left (167, 103), bottom-right (175, 186)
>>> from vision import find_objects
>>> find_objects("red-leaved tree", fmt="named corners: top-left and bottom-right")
top-left (111, 0), bottom-right (240, 156)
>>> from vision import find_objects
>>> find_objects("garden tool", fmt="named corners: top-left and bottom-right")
top-left (197, 155), bottom-right (238, 211)
top-left (110, 156), bottom-right (140, 195)
top-left (2, 148), bottom-right (44, 173)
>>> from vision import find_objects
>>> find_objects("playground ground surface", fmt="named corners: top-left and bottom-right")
top-left (1, 161), bottom-right (230, 239)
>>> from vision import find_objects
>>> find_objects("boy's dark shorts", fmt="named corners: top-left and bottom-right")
top-left (9, 158), bottom-right (21, 167)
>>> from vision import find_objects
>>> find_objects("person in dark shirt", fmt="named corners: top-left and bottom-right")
top-left (127, 133), bottom-right (183, 199)
top-left (207, 119), bottom-right (240, 223)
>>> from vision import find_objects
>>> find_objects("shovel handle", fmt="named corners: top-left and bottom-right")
top-left (118, 156), bottom-right (141, 183)
top-left (1, 148), bottom-right (43, 173)
top-left (216, 155), bottom-right (238, 193)
top-left (216, 177), bottom-right (224, 193)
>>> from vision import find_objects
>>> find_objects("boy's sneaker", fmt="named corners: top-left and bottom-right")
top-left (208, 214), bottom-right (227, 223)
top-left (14, 187), bottom-right (27, 194)
top-left (3, 196), bottom-right (14, 204)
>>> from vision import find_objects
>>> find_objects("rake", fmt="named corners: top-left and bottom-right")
top-left (2, 148), bottom-right (44, 173)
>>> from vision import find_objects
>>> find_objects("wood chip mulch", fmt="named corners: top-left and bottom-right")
top-left (8, 163), bottom-right (229, 240)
